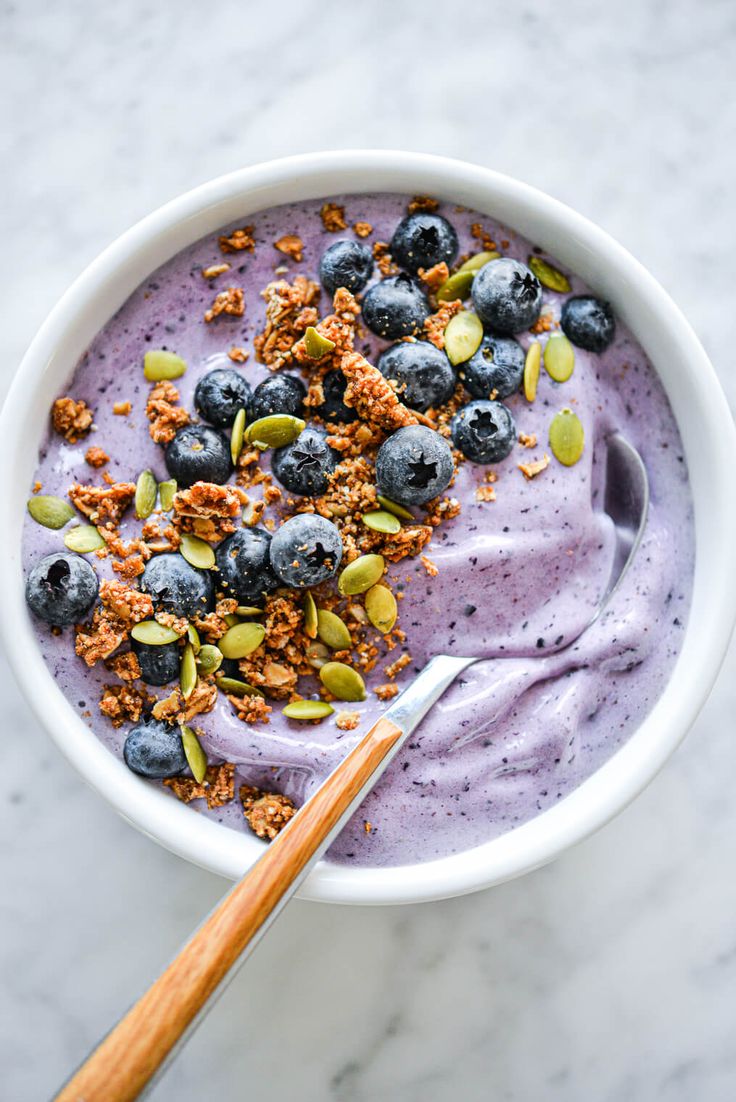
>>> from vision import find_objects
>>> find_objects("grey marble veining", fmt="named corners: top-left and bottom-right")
top-left (1, 1), bottom-right (735, 1099)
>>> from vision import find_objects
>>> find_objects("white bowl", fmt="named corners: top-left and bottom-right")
top-left (3, 152), bottom-right (734, 905)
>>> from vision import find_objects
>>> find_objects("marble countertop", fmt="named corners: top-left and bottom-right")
top-left (2, 2), bottom-right (735, 1099)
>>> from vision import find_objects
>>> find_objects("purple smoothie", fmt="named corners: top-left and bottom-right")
top-left (22, 193), bottom-right (694, 867)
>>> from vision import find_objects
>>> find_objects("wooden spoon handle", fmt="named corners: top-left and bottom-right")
top-left (54, 715), bottom-right (403, 1102)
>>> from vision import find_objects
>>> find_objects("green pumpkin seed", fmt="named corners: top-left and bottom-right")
top-left (158, 479), bottom-right (177, 512)
top-left (130, 620), bottom-right (183, 645)
top-left (197, 644), bottom-right (223, 675)
top-left (245, 414), bottom-right (306, 450)
top-left (134, 470), bottom-right (158, 519)
top-left (180, 642), bottom-right (198, 699)
top-left (361, 510), bottom-right (401, 535)
top-left (303, 326), bottom-right (336, 359)
top-left (524, 341), bottom-right (542, 402)
top-left (216, 675), bottom-right (264, 697)
top-left (549, 408), bottom-right (585, 467)
top-left (187, 623), bottom-right (201, 654)
top-left (235, 606), bottom-right (263, 617)
top-left (63, 524), bottom-right (107, 553)
top-left (338, 554), bottom-right (385, 596)
top-left (230, 407), bottom-right (247, 465)
top-left (306, 642), bottom-right (330, 669)
top-left (180, 724), bottom-right (208, 784)
top-left (528, 255), bottom-right (571, 294)
top-left (457, 250), bottom-right (501, 273)
top-left (27, 495), bottom-right (75, 530)
top-left (317, 609), bottom-right (352, 650)
top-left (179, 533), bottom-right (216, 570)
top-left (543, 333), bottom-right (575, 383)
top-left (143, 349), bottom-right (187, 381)
top-left (436, 269), bottom-right (475, 303)
top-left (224, 613), bottom-right (240, 628)
top-left (376, 495), bottom-right (414, 521)
top-left (444, 311), bottom-right (483, 367)
top-left (219, 621), bottom-right (266, 659)
top-left (283, 699), bottom-right (335, 720)
top-left (303, 592), bottom-right (318, 640)
top-left (319, 661), bottom-right (366, 702)
top-left (365, 584), bottom-right (398, 633)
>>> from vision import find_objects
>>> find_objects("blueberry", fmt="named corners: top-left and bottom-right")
top-left (451, 400), bottom-right (516, 463)
top-left (123, 718), bottom-right (186, 778)
top-left (165, 424), bottom-right (232, 487)
top-left (25, 552), bottom-right (99, 626)
top-left (458, 334), bottom-right (525, 399)
top-left (194, 368), bottom-right (252, 428)
top-left (378, 341), bottom-right (456, 412)
top-left (319, 240), bottom-right (374, 296)
top-left (375, 425), bottom-right (454, 506)
top-left (249, 374), bottom-right (306, 420)
top-left (272, 426), bottom-right (338, 496)
top-left (361, 274), bottom-right (430, 339)
top-left (215, 529), bottom-right (279, 603)
top-left (270, 514), bottom-right (343, 589)
top-left (131, 639), bottom-right (180, 686)
top-left (316, 370), bottom-right (357, 423)
top-left (561, 295), bottom-right (615, 352)
top-left (390, 213), bottom-right (459, 274)
top-left (141, 553), bottom-right (214, 618)
top-left (471, 258), bottom-right (542, 334)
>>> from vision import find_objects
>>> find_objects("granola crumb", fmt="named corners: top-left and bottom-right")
top-left (68, 480), bottom-right (136, 525)
top-left (340, 349), bottom-right (418, 431)
top-left (98, 682), bottom-right (148, 728)
top-left (253, 276), bottom-right (321, 369)
top-left (204, 287), bottom-right (245, 323)
top-left (372, 241), bottom-right (397, 277)
top-left (518, 454), bottom-right (550, 480)
top-left (418, 262), bottom-right (449, 294)
top-left (335, 710), bottom-right (360, 730)
top-left (85, 445), bottom-right (109, 468)
top-left (146, 380), bottom-right (190, 445)
top-left (113, 401), bottom-right (132, 416)
top-left (228, 346), bottom-right (249, 363)
top-left (320, 202), bottom-right (347, 232)
top-left (106, 651), bottom-right (141, 682)
top-left (202, 262), bottom-right (231, 280)
top-left (227, 692), bottom-right (273, 724)
top-left (364, 821), bottom-right (373, 833)
top-left (152, 679), bottom-right (218, 724)
top-left (420, 554), bottom-right (439, 577)
top-left (172, 481), bottom-right (242, 542)
top-left (51, 397), bottom-right (93, 443)
top-left (219, 226), bottom-right (255, 254)
top-left (353, 221), bottom-right (372, 238)
top-left (530, 309), bottom-right (556, 335)
top-left (32, 481), bottom-right (42, 494)
top-left (164, 763), bottom-right (236, 809)
top-left (274, 234), bottom-right (304, 262)
top-left (374, 682), bottom-right (399, 701)
top-left (519, 432), bottom-right (537, 449)
top-left (424, 300), bottom-right (463, 350)
top-left (475, 484), bottom-right (496, 502)
top-left (385, 653), bottom-right (411, 679)
top-left (470, 222), bottom-right (497, 252)
top-left (408, 195), bottom-right (440, 214)
top-left (240, 784), bottom-right (296, 839)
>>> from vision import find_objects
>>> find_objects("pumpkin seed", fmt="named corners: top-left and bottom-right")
top-left (180, 642), bottom-right (198, 699)
top-left (457, 250), bottom-right (501, 273)
top-left (524, 341), bottom-right (542, 402)
top-left (187, 623), bottom-right (201, 654)
top-left (131, 620), bottom-right (183, 645)
top-left (317, 609), bottom-right (352, 650)
top-left (197, 644), bottom-right (223, 675)
top-left (303, 326), bottom-right (336, 359)
top-left (319, 661), bottom-right (366, 702)
top-left (549, 408), bottom-right (585, 466)
top-left (143, 349), bottom-right (187, 381)
top-left (436, 269), bottom-right (475, 303)
top-left (63, 524), bottom-right (106, 553)
top-left (444, 311), bottom-right (483, 366)
top-left (215, 675), bottom-right (264, 697)
top-left (235, 606), bottom-right (264, 617)
top-left (135, 470), bottom-right (158, 519)
top-left (180, 533), bottom-right (216, 570)
top-left (283, 699), bottom-right (335, 720)
top-left (362, 510), bottom-right (401, 535)
top-left (219, 621), bottom-right (266, 659)
top-left (158, 479), bottom-right (177, 511)
top-left (306, 642), bottom-right (330, 669)
top-left (365, 584), bottom-right (398, 633)
top-left (528, 255), bottom-right (571, 294)
top-left (230, 407), bottom-right (247, 465)
top-left (376, 495), bottom-right (414, 521)
top-left (338, 553), bottom-right (385, 596)
top-left (245, 414), bottom-right (306, 450)
top-left (27, 495), bottom-right (75, 530)
top-left (544, 333), bottom-right (575, 383)
top-left (224, 613), bottom-right (240, 628)
top-left (303, 592), bottom-right (318, 639)
top-left (180, 724), bottom-right (208, 784)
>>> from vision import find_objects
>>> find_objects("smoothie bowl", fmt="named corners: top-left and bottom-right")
top-left (3, 152), bottom-right (734, 905)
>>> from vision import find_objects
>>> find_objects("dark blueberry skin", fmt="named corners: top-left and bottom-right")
top-left (451, 399), bottom-right (516, 464)
top-left (378, 342), bottom-right (456, 413)
top-left (215, 528), bottom-right (279, 604)
top-left (390, 213), bottom-right (459, 274)
top-left (561, 295), bottom-right (616, 352)
top-left (165, 424), bottom-right (232, 488)
top-left (123, 718), bottom-right (186, 779)
top-left (271, 426), bottom-right (338, 496)
top-left (140, 553), bottom-right (214, 618)
top-left (375, 425), bottom-right (455, 506)
top-left (458, 334), bottom-right (525, 400)
top-left (249, 374), bottom-right (306, 420)
top-left (361, 274), bottom-right (430, 339)
top-left (131, 639), bottom-right (180, 686)
top-left (194, 368), bottom-right (252, 428)
top-left (25, 552), bottom-right (99, 626)
top-left (319, 240), bottom-right (374, 296)
top-left (471, 258), bottom-right (542, 335)
top-left (270, 514), bottom-right (343, 589)
top-left (317, 370), bottom-right (357, 423)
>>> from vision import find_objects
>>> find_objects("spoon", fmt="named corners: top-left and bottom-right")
top-left (55, 432), bottom-right (648, 1102)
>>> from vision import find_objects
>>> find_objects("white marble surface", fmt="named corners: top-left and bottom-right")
top-left (2, 1), bottom-right (735, 1098)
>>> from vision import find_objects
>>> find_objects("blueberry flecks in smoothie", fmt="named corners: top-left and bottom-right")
top-left (22, 193), bottom-right (694, 868)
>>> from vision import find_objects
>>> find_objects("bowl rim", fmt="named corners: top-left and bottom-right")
top-left (2, 150), bottom-right (734, 905)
